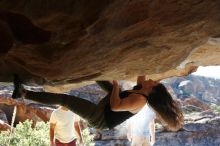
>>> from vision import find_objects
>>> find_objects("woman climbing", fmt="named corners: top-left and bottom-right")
top-left (12, 75), bottom-right (183, 130)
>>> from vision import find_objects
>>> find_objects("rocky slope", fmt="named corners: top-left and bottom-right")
top-left (163, 74), bottom-right (220, 105)
top-left (94, 113), bottom-right (220, 146)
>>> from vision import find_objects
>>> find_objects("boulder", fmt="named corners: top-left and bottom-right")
top-left (154, 116), bottom-right (220, 146)
top-left (182, 97), bottom-right (210, 111)
top-left (0, 96), bottom-right (54, 125)
top-left (0, 1), bottom-right (219, 92)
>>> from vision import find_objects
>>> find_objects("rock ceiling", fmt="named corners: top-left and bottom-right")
top-left (0, 0), bottom-right (220, 91)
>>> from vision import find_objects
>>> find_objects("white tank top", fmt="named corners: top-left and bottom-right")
top-left (128, 104), bottom-right (155, 136)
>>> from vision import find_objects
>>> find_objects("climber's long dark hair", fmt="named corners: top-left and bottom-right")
top-left (147, 83), bottom-right (184, 131)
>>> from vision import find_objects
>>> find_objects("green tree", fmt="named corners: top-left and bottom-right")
top-left (78, 127), bottom-right (95, 146)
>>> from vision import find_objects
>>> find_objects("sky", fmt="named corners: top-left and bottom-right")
top-left (192, 66), bottom-right (220, 79)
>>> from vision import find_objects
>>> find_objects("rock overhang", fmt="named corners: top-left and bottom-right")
top-left (0, 0), bottom-right (220, 91)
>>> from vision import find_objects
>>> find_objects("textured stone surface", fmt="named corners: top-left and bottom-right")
top-left (0, 0), bottom-right (220, 91)
top-left (94, 115), bottom-right (220, 146)
top-left (182, 97), bottom-right (210, 111)
top-left (154, 116), bottom-right (220, 146)
top-left (0, 96), bottom-right (53, 124)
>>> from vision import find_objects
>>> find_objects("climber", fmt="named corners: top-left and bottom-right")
top-left (12, 75), bottom-right (183, 131)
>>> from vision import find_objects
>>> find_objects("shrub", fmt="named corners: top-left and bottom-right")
top-left (210, 104), bottom-right (220, 113)
top-left (78, 127), bottom-right (95, 146)
top-left (0, 120), bottom-right (49, 146)
top-left (0, 120), bottom-right (95, 146)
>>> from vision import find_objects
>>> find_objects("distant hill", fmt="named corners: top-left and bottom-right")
top-left (162, 75), bottom-right (220, 105)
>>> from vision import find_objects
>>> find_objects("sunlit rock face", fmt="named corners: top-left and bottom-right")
top-left (0, 0), bottom-right (220, 90)
top-left (0, 97), bottom-right (54, 125)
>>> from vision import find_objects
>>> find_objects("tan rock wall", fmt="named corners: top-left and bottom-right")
top-left (0, 0), bottom-right (220, 90)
